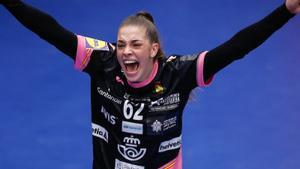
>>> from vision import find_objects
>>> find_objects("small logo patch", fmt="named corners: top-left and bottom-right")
top-left (159, 135), bottom-right (181, 153)
top-left (122, 121), bottom-right (143, 135)
top-left (115, 159), bottom-right (145, 169)
top-left (85, 37), bottom-right (109, 50)
top-left (151, 120), bottom-right (163, 133)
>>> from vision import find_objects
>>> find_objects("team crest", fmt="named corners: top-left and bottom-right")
top-left (153, 82), bottom-right (165, 94)
top-left (151, 120), bottom-right (162, 133)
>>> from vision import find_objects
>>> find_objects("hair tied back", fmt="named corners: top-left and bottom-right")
top-left (136, 11), bottom-right (155, 24)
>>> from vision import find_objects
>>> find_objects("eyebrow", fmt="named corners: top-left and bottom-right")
top-left (117, 39), bottom-right (143, 44)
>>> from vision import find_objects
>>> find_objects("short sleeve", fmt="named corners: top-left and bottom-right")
top-left (167, 51), bottom-right (213, 90)
top-left (196, 51), bottom-right (213, 87)
top-left (74, 35), bottom-right (115, 73)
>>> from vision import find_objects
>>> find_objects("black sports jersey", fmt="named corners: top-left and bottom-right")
top-left (75, 35), bottom-right (212, 168)
top-left (3, 1), bottom-right (295, 169)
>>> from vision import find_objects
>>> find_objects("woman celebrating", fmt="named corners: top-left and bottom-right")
top-left (1, 0), bottom-right (299, 168)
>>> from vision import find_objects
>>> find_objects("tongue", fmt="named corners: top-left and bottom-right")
top-left (126, 63), bottom-right (138, 72)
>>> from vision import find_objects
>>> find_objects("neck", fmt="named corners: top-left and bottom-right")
top-left (127, 60), bottom-right (158, 88)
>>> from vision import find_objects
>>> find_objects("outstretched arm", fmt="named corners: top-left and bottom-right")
top-left (203, 1), bottom-right (299, 82)
top-left (1, 0), bottom-right (77, 59)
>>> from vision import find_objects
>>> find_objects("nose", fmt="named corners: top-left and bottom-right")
top-left (123, 46), bottom-right (132, 56)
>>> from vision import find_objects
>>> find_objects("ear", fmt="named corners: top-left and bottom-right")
top-left (150, 43), bottom-right (159, 58)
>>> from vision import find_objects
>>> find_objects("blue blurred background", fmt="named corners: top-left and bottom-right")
top-left (0, 0), bottom-right (300, 168)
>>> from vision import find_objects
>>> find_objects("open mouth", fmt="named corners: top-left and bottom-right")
top-left (124, 60), bottom-right (139, 73)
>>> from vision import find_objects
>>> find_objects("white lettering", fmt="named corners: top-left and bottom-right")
top-left (149, 93), bottom-right (180, 112)
top-left (101, 106), bottom-right (116, 125)
top-left (97, 87), bottom-right (122, 104)
top-left (123, 100), bottom-right (144, 121)
top-left (115, 159), bottom-right (145, 169)
top-left (92, 123), bottom-right (108, 143)
top-left (159, 135), bottom-right (181, 153)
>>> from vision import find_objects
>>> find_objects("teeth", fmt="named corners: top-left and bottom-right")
top-left (124, 60), bottom-right (137, 64)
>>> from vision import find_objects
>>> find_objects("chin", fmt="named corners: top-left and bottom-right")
top-left (125, 75), bottom-right (142, 83)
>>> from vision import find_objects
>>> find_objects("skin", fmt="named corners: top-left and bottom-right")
top-left (286, 0), bottom-right (300, 13)
top-left (114, 0), bottom-right (299, 83)
top-left (117, 25), bottom-right (159, 83)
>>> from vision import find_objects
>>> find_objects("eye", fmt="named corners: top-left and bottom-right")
top-left (117, 43), bottom-right (125, 48)
top-left (133, 43), bottom-right (142, 48)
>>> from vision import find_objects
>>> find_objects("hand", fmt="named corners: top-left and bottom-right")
top-left (286, 0), bottom-right (300, 13)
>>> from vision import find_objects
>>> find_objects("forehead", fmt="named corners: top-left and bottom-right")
top-left (118, 25), bottom-right (147, 42)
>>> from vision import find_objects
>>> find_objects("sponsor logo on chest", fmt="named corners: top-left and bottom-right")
top-left (122, 121), bottom-right (143, 135)
top-left (159, 135), bottom-right (181, 153)
top-left (97, 87), bottom-right (122, 104)
top-left (101, 106), bottom-right (116, 125)
top-left (117, 136), bottom-right (147, 161)
top-left (92, 123), bottom-right (108, 143)
top-left (115, 159), bottom-right (145, 169)
top-left (150, 116), bottom-right (177, 134)
top-left (149, 93), bottom-right (180, 112)
top-left (121, 100), bottom-right (145, 135)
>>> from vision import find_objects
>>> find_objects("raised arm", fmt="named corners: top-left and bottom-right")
top-left (1, 0), bottom-right (77, 59)
top-left (203, 1), bottom-right (299, 82)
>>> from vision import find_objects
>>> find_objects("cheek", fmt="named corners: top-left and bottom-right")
top-left (139, 56), bottom-right (154, 70)
top-left (136, 48), bottom-right (151, 59)
top-left (116, 49), bottom-right (122, 57)
top-left (137, 49), bottom-right (153, 64)
top-left (116, 53), bottom-right (123, 66)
